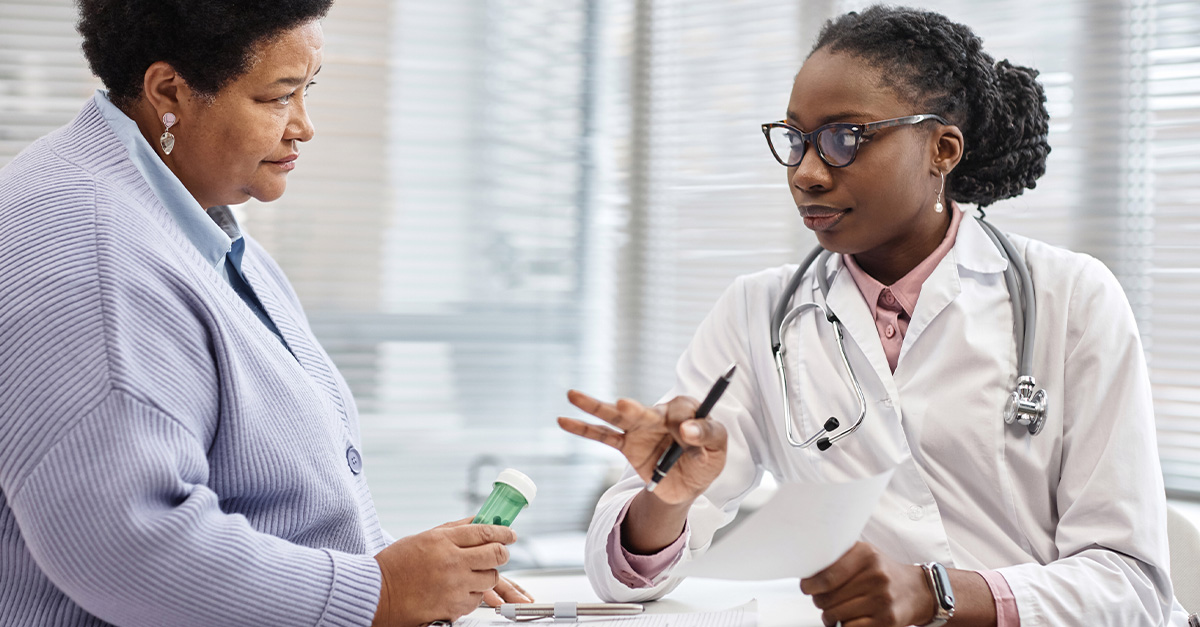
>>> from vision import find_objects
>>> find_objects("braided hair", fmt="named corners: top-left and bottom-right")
top-left (812, 5), bottom-right (1051, 208)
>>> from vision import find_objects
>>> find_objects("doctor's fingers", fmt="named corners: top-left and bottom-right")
top-left (566, 389), bottom-right (664, 431)
top-left (660, 396), bottom-right (701, 429)
top-left (808, 567), bottom-right (894, 614)
top-left (663, 399), bottom-right (727, 451)
top-left (800, 542), bottom-right (876, 596)
top-left (557, 416), bottom-right (627, 450)
top-left (817, 585), bottom-right (914, 627)
top-left (820, 596), bottom-right (898, 627)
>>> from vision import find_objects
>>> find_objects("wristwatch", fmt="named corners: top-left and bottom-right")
top-left (919, 561), bottom-right (955, 626)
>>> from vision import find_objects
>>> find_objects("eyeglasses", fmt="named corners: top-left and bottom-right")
top-left (761, 114), bottom-right (950, 168)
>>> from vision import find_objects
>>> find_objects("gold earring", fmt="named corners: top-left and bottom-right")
top-left (935, 171), bottom-right (945, 213)
top-left (160, 112), bottom-right (177, 155)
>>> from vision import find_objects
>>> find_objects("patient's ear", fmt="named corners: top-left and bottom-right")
top-left (141, 61), bottom-right (186, 113)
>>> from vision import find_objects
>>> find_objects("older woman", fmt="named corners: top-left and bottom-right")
top-left (0, 2), bottom-right (525, 626)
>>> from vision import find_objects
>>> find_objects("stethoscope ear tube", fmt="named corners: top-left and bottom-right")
top-left (771, 245), bottom-right (826, 351)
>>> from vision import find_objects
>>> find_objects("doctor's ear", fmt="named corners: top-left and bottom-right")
top-left (930, 124), bottom-right (965, 174)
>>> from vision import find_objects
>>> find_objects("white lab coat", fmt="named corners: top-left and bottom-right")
top-left (584, 214), bottom-right (1189, 625)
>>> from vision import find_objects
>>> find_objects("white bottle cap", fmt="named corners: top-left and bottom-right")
top-left (495, 468), bottom-right (537, 504)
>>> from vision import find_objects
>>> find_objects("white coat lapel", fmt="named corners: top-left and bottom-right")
top-left (953, 213), bottom-right (1012, 276)
top-left (898, 212), bottom-right (1009, 366)
top-left (897, 255), bottom-right (959, 365)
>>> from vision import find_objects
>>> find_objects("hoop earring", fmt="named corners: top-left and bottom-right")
top-left (934, 171), bottom-right (945, 213)
top-left (160, 112), bottom-right (177, 155)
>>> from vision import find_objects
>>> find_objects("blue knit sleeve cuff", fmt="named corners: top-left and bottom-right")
top-left (320, 550), bottom-right (382, 627)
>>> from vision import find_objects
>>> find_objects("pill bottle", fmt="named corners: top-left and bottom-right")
top-left (472, 468), bottom-right (536, 527)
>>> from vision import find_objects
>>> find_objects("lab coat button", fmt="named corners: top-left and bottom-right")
top-left (346, 446), bottom-right (363, 474)
top-left (907, 505), bottom-right (925, 521)
top-left (882, 397), bottom-right (894, 408)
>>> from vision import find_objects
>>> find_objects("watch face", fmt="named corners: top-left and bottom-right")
top-left (928, 562), bottom-right (955, 614)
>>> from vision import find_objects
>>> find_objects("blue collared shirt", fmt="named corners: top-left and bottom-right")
top-left (92, 91), bottom-right (285, 346)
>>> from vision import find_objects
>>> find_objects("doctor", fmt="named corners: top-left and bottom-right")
top-left (559, 5), bottom-right (1187, 626)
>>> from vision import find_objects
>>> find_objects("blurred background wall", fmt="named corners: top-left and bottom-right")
top-left (2, 0), bottom-right (1198, 567)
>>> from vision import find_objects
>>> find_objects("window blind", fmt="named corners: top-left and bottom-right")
top-left (614, 0), bottom-right (819, 403)
top-left (0, 0), bottom-right (99, 167)
top-left (1147, 0), bottom-right (1200, 496)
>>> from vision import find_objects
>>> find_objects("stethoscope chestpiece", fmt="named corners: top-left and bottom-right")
top-left (1003, 376), bottom-right (1048, 435)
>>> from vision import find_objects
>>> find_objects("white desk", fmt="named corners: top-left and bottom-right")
top-left (466, 569), bottom-right (825, 626)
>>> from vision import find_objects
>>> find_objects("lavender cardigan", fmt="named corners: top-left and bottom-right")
top-left (0, 99), bottom-right (387, 626)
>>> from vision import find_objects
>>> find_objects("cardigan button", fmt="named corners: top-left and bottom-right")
top-left (346, 446), bottom-right (363, 474)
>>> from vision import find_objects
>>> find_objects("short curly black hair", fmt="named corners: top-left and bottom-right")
top-left (812, 5), bottom-right (1051, 208)
top-left (77, 0), bottom-right (334, 110)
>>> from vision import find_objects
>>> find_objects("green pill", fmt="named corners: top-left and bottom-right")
top-left (472, 468), bottom-right (536, 527)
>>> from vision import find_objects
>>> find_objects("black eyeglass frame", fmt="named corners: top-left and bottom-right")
top-left (760, 113), bottom-right (951, 168)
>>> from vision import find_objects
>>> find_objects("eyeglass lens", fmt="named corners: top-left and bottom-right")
top-left (767, 125), bottom-right (859, 167)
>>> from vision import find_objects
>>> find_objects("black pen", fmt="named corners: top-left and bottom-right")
top-left (646, 363), bottom-right (737, 492)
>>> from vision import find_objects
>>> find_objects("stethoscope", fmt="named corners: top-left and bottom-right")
top-left (769, 216), bottom-right (1048, 452)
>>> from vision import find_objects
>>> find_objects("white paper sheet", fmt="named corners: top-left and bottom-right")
top-left (456, 599), bottom-right (757, 627)
top-left (676, 468), bottom-right (894, 580)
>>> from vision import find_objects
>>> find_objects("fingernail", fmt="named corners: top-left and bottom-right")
top-left (682, 422), bottom-right (700, 438)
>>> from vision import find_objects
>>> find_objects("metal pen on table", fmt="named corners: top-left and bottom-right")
top-left (497, 602), bottom-right (643, 620)
top-left (646, 363), bottom-right (737, 493)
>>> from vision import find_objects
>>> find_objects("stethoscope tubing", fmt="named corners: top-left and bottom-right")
top-left (770, 216), bottom-right (1041, 448)
top-left (976, 218), bottom-right (1037, 376)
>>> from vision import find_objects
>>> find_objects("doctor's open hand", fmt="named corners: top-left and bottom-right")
top-left (559, 390), bottom-right (728, 555)
top-left (559, 391), bottom-right (728, 506)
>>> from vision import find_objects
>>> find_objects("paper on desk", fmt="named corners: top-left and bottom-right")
top-left (455, 599), bottom-right (756, 626)
top-left (676, 468), bottom-right (894, 580)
